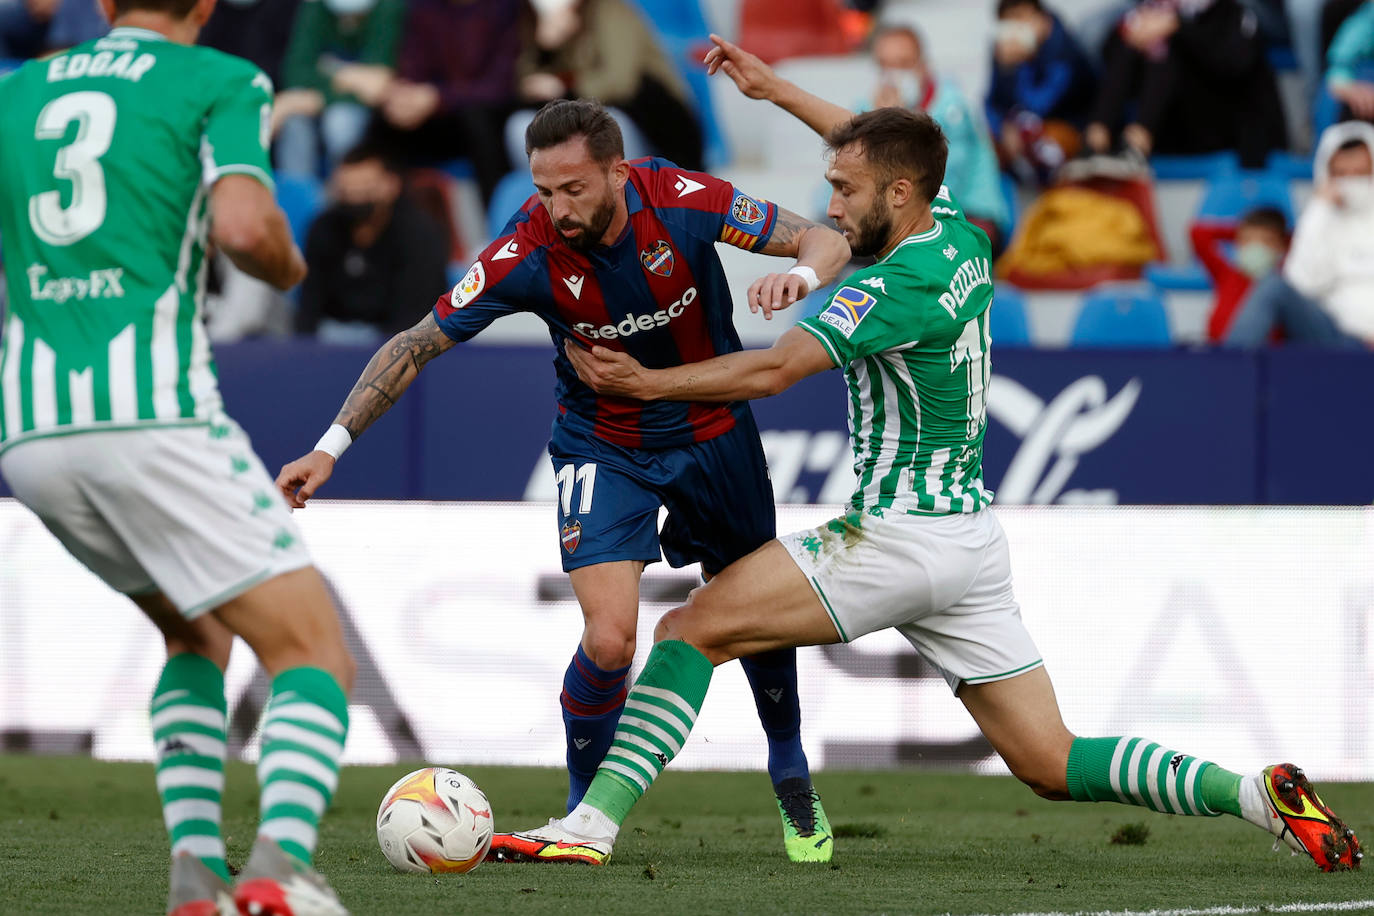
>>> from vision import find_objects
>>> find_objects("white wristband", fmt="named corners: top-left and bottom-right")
top-left (787, 264), bottom-right (820, 294)
top-left (313, 424), bottom-right (352, 460)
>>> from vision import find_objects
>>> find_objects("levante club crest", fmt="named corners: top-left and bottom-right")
top-left (561, 519), bottom-right (582, 554)
top-left (640, 240), bottom-right (674, 277)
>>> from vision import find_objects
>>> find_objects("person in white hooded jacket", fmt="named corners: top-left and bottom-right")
top-left (1225, 120), bottom-right (1374, 348)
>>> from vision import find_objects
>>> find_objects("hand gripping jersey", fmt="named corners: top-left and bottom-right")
top-left (797, 188), bottom-right (995, 516)
top-left (433, 158), bottom-right (779, 449)
top-left (0, 27), bottom-right (275, 455)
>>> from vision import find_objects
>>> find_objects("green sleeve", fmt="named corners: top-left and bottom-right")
top-left (798, 269), bottom-right (927, 366)
top-left (360, 0), bottom-right (405, 66)
top-left (282, 1), bottom-right (329, 92)
top-left (202, 61), bottom-right (276, 191)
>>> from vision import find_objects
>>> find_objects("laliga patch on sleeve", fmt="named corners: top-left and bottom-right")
top-left (451, 261), bottom-right (486, 308)
top-left (725, 189), bottom-right (766, 232)
top-left (818, 286), bottom-right (878, 338)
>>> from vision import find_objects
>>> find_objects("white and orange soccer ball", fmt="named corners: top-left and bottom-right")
top-left (376, 767), bottom-right (494, 874)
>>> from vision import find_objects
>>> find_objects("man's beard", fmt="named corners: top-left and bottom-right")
top-left (556, 192), bottom-right (617, 252)
top-left (848, 194), bottom-right (893, 258)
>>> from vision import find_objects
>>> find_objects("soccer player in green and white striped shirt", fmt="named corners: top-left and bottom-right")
top-left (0, 0), bottom-right (355, 912)
top-left (488, 40), bottom-right (1362, 874)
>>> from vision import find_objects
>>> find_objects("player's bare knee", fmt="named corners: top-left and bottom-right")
top-left (1009, 758), bottom-right (1071, 801)
top-left (582, 629), bottom-right (636, 669)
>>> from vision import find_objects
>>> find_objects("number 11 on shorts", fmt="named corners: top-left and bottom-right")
top-left (555, 463), bottom-right (597, 516)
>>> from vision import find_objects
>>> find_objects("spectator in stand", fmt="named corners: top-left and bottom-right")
top-left (868, 24), bottom-right (1009, 250)
top-left (1191, 205), bottom-right (1288, 341)
top-left (1085, 0), bottom-right (1287, 169)
top-left (363, 0), bottom-right (520, 207)
top-left (273, 0), bottom-right (404, 178)
top-left (985, 0), bottom-right (1097, 186)
top-left (0, 0), bottom-right (106, 58)
top-left (197, 0), bottom-right (301, 89)
top-left (504, 0), bottom-right (704, 172)
top-left (296, 144), bottom-right (449, 344)
top-left (1325, 0), bottom-right (1374, 122)
top-left (1225, 121), bottom-right (1374, 347)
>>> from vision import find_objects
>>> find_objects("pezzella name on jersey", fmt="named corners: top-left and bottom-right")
top-left (27, 264), bottom-right (125, 303)
top-left (573, 286), bottom-right (697, 340)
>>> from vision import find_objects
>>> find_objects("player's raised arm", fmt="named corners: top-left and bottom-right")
top-left (276, 312), bottom-right (455, 507)
top-left (705, 34), bottom-right (853, 139)
top-left (565, 326), bottom-right (834, 402)
top-left (747, 206), bottom-right (851, 318)
top-left (209, 175), bottom-right (308, 290)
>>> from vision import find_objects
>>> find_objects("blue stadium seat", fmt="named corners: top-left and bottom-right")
top-left (0, 57), bottom-right (23, 76)
top-left (1150, 151), bottom-right (1239, 180)
top-left (628, 0), bottom-right (730, 167)
top-left (989, 286), bottom-right (1031, 347)
top-left (1196, 167), bottom-right (1294, 224)
top-left (275, 174), bottom-right (324, 250)
top-left (486, 171), bottom-right (537, 242)
top-left (1071, 283), bottom-right (1171, 348)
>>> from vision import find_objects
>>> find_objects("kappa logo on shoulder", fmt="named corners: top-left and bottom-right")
top-left (451, 261), bottom-right (486, 308)
top-left (859, 276), bottom-right (887, 295)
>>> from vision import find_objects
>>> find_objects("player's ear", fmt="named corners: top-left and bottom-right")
top-left (610, 158), bottom-right (631, 191)
top-left (887, 176), bottom-right (914, 210)
top-left (190, 0), bottom-right (217, 28)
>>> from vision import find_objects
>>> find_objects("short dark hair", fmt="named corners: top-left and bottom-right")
top-left (1239, 205), bottom-right (1287, 237)
top-left (338, 142), bottom-right (402, 175)
top-left (112, 0), bottom-right (199, 18)
top-left (524, 99), bottom-right (624, 163)
top-left (997, 0), bottom-right (1043, 15)
top-left (1336, 137), bottom-right (1370, 155)
top-left (824, 108), bottom-right (948, 204)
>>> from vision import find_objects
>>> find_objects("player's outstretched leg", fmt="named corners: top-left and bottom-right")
top-left (234, 668), bottom-right (351, 915)
top-left (1067, 738), bottom-right (1361, 871)
top-left (560, 644), bottom-right (631, 812)
top-left (151, 653), bottom-right (234, 916)
top-left (738, 648), bottom-right (832, 862)
top-left (491, 639), bottom-right (714, 865)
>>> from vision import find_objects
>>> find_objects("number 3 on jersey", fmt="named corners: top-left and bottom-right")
top-left (29, 90), bottom-right (117, 246)
top-left (555, 462), bottom-right (597, 516)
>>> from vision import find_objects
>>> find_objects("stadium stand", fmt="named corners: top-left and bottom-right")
top-left (990, 286), bottom-right (1032, 348)
top-left (1070, 282), bottom-right (1172, 348)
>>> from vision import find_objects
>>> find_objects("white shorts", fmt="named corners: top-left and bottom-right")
top-left (780, 507), bottom-right (1042, 692)
top-left (0, 416), bottom-right (311, 619)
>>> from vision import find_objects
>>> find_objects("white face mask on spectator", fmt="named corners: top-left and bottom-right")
top-left (995, 20), bottom-right (1037, 54)
top-left (879, 69), bottom-right (923, 108)
top-left (1333, 175), bottom-right (1374, 211)
top-left (323, 0), bottom-right (377, 15)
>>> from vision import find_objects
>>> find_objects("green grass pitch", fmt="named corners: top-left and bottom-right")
top-left (0, 756), bottom-right (1370, 915)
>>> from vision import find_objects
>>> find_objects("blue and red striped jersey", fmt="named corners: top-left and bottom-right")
top-left (432, 158), bottom-right (779, 449)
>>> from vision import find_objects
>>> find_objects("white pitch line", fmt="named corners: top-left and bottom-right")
top-left (950, 901), bottom-right (1374, 916)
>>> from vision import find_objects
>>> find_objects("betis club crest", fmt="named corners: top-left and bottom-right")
top-left (639, 239), bottom-right (674, 277)
top-left (561, 519), bottom-right (582, 554)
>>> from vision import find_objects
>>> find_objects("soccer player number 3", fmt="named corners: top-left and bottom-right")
top-left (555, 463), bottom-right (597, 516)
top-left (28, 90), bottom-right (116, 247)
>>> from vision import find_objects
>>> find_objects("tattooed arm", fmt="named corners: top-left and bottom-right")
top-left (746, 206), bottom-right (851, 319)
top-left (275, 312), bottom-right (456, 507)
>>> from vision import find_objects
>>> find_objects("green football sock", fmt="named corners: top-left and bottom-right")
top-left (580, 640), bottom-right (715, 825)
top-left (255, 667), bottom-right (349, 866)
top-left (1066, 736), bottom-right (1241, 817)
top-left (151, 652), bottom-right (230, 882)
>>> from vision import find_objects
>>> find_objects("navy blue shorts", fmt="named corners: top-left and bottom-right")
top-left (548, 411), bottom-right (776, 575)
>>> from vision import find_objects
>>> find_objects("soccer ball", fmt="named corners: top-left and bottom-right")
top-left (376, 767), bottom-right (494, 874)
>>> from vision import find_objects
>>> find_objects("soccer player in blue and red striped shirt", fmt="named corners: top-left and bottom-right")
top-left (277, 99), bottom-right (852, 862)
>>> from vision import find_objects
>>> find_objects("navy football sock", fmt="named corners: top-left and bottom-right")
top-left (561, 644), bottom-right (631, 812)
top-left (739, 648), bottom-right (811, 787)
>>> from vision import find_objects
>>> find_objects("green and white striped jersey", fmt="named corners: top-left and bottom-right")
top-left (797, 189), bottom-right (994, 516)
top-left (0, 27), bottom-right (275, 454)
